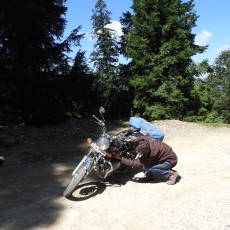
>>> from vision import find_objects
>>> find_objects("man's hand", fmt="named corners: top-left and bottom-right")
top-left (113, 153), bottom-right (122, 161)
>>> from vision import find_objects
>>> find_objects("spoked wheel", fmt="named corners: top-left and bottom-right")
top-left (63, 166), bottom-right (87, 198)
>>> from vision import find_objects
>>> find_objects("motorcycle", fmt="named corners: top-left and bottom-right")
top-left (63, 107), bottom-right (144, 198)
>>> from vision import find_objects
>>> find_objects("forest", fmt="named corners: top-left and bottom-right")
top-left (0, 0), bottom-right (229, 126)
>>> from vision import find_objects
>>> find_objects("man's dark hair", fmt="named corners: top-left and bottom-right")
top-left (136, 141), bottom-right (150, 156)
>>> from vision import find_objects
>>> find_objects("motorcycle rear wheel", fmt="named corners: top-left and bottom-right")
top-left (63, 166), bottom-right (87, 198)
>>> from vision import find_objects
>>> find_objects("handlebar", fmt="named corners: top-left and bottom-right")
top-left (92, 114), bottom-right (105, 127)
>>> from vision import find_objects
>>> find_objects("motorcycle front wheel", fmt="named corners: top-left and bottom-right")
top-left (63, 165), bottom-right (87, 198)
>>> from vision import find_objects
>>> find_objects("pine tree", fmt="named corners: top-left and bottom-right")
top-left (124, 0), bottom-right (207, 120)
top-left (0, 0), bottom-right (83, 125)
top-left (90, 0), bottom-right (119, 111)
top-left (206, 49), bottom-right (230, 123)
top-left (67, 50), bottom-right (96, 117)
top-left (184, 60), bottom-right (213, 121)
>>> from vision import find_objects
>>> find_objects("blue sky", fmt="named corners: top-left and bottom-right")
top-left (64, 0), bottom-right (230, 65)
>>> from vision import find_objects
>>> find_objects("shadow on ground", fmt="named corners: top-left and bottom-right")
top-left (0, 143), bottom-right (78, 230)
top-left (66, 167), bottom-right (141, 202)
top-left (0, 119), bottom-right (129, 230)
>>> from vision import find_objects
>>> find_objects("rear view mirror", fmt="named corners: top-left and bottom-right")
top-left (99, 107), bottom-right (105, 114)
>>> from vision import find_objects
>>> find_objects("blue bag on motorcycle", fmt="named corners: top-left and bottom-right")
top-left (129, 117), bottom-right (164, 141)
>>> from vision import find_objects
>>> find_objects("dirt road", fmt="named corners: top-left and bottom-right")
top-left (0, 120), bottom-right (230, 230)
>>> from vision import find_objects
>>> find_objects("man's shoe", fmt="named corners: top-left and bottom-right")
top-left (166, 170), bottom-right (178, 185)
top-left (133, 173), bottom-right (154, 183)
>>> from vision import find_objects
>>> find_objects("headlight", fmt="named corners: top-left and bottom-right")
top-left (97, 137), bottom-right (110, 150)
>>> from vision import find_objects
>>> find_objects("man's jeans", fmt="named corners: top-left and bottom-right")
top-left (143, 161), bottom-right (175, 181)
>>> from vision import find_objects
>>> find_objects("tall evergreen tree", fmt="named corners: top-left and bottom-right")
top-left (206, 49), bottom-right (230, 123)
top-left (90, 0), bottom-right (119, 112)
top-left (66, 50), bottom-right (97, 117)
top-left (0, 0), bottom-right (83, 125)
top-left (123, 0), bottom-right (207, 120)
top-left (184, 60), bottom-right (214, 121)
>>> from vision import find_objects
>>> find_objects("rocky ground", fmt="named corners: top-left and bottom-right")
top-left (0, 119), bottom-right (230, 230)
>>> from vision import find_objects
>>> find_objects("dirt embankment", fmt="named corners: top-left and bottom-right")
top-left (0, 119), bottom-right (230, 230)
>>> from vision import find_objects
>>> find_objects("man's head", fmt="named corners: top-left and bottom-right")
top-left (136, 141), bottom-right (150, 156)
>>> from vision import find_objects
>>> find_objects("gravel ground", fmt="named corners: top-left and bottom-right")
top-left (0, 119), bottom-right (230, 230)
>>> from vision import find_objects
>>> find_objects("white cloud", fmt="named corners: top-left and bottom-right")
top-left (105, 20), bottom-right (123, 37)
top-left (195, 30), bottom-right (213, 46)
top-left (215, 45), bottom-right (230, 53)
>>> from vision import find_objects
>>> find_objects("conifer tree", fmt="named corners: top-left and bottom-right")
top-left (124, 0), bottom-right (207, 120)
top-left (0, 0), bottom-right (83, 125)
top-left (90, 0), bottom-right (119, 111)
top-left (206, 49), bottom-right (230, 123)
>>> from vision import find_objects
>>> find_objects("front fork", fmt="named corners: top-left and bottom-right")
top-left (72, 149), bottom-right (95, 177)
